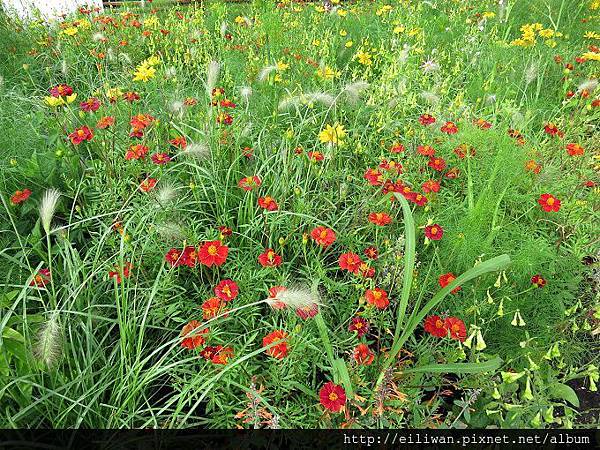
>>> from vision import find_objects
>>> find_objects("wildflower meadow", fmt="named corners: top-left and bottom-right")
top-left (0, 0), bottom-right (599, 430)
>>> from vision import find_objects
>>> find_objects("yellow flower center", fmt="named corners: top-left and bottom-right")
top-left (208, 245), bottom-right (217, 255)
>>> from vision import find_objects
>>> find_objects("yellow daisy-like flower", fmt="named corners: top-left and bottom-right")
top-left (276, 60), bottom-right (289, 71)
top-left (44, 93), bottom-right (77, 107)
top-left (340, 29), bottom-right (347, 37)
top-left (393, 25), bottom-right (405, 34)
top-left (337, 9), bottom-right (347, 17)
top-left (312, 39), bottom-right (320, 47)
top-left (538, 28), bottom-right (555, 38)
top-left (584, 31), bottom-right (600, 40)
top-left (356, 50), bottom-right (372, 66)
top-left (318, 122), bottom-right (346, 146)
top-left (234, 16), bottom-right (246, 25)
top-left (316, 66), bottom-right (339, 80)
top-left (581, 52), bottom-right (600, 61)
top-left (345, 40), bottom-right (353, 48)
top-left (133, 65), bottom-right (156, 82)
top-left (62, 27), bottom-right (78, 36)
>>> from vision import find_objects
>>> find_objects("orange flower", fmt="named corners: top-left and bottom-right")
top-left (10, 189), bottom-right (31, 205)
top-left (262, 330), bottom-right (289, 359)
top-left (201, 297), bottom-right (225, 319)
top-left (365, 287), bottom-right (389, 309)
top-left (310, 226), bottom-right (336, 247)
top-left (368, 212), bottom-right (392, 226)
top-left (353, 343), bottom-right (375, 365)
top-left (180, 320), bottom-right (208, 350)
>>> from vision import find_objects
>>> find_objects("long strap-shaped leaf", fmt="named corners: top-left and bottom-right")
top-left (393, 193), bottom-right (416, 341)
top-left (400, 356), bottom-right (503, 375)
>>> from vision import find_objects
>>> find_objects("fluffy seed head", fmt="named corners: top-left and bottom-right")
top-left (40, 189), bottom-right (61, 235)
top-left (257, 65), bottom-right (277, 82)
top-left (182, 142), bottom-right (210, 160)
top-left (266, 285), bottom-right (322, 310)
top-left (34, 312), bottom-right (62, 368)
top-left (206, 61), bottom-right (221, 96)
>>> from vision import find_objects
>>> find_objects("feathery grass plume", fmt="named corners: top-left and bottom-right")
top-left (279, 92), bottom-right (335, 111)
top-left (40, 189), bottom-right (61, 235)
top-left (420, 90), bottom-right (440, 105)
top-left (155, 221), bottom-right (186, 240)
top-left (257, 65), bottom-right (277, 82)
top-left (60, 59), bottom-right (68, 76)
top-left (524, 62), bottom-right (538, 86)
top-left (420, 59), bottom-right (440, 73)
top-left (181, 142), bottom-right (210, 160)
top-left (240, 86), bottom-right (253, 103)
top-left (266, 285), bottom-right (322, 310)
top-left (220, 21), bottom-right (228, 38)
top-left (206, 60), bottom-right (220, 96)
top-left (168, 100), bottom-right (184, 119)
top-left (118, 52), bottom-right (132, 65)
top-left (577, 78), bottom-right (598, 94)
top-left (341, 81), bottom-right (369, 105)
top-left (92, 32), bottom-right (105, 42)
top-left (154, 182), bottom-right (178, 206)
top-left (165, 66), bottom-right (177, 79)
top-left (34, 312), bottom-right (62, 368)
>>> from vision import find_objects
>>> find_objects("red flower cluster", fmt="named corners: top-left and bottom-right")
top-left (165, 241), bottom-right (229, 268)
top-left (424, 315), bottom-right (466, 341)
top-left (10, 189), bottom-right (31, 205)
top-left (68, 126), bottom-right (94, 145)
top-left (310, 226), bottom-right (336, 247)
top-left (262, 330), bottom-right (289, 359)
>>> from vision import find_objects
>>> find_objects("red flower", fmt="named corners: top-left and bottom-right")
top-left (262, 330), bottom-right (289, 359)
top-left (80, 97), bottom-right (101, 112)
top-left (364, 246), bottom-right (378, 260)
top-left (538, 193), bottom-right (561, 212)
top-left (417, 145), bottom-right (436, 157)
top-left (181, 245), bottom-right (199, 268)
top-left (454, 143), bottom-right (476, 159)
top-left (201, 297), bottom-right (225, 319)
top-left (258, 248), bottom-right (282, 267)
top-left (408, 192), bottom-right (428, 207)
top-left (474, 118), bottom-right (492, 129)
top-left (169, 136), bottom-right (187, 149)
top-left (424, 224), bottom-right (444, 241)
top-left (364, 168), bottom-right (384, 186)
top-left (68, 126), bottom-right (94, 145)
top-left (445, 167), bottom-right (460, 179)
top-left (439, 272), bottom-right (461, 294)
top-left (544, 123), bottom-right (563, 138)
top-left (211, 346), bottom-right (234, 364)
top-left (339, 252), bottom-right (362, 274)
top-left (238, 175), bottom-right (262, 191)
top-left (123, 92), bottom-right (141, 102)
top-left (566, 143), bottom-right (584, 157)
top-left (440, 121), bottom-right (458, 134)
top-left (296, 303), bottom-right (319, 320)
top-left (358, 262), bottom-right (375, 278)
top-left (525, 160), bottom-right (542, 174)
top-left (258, 196), bottom-right (278, 211)
top-left (214, 279), bottom-right (239, 302)
top-left (308, 151), bottom-right (324, 162)
top-left (531, 274), bottom-right (546, 288)
top-left (365, 288), bottom-right (389, 309)
top-left (139, 178), bottom-right (158, 192)
top-left (368, 212), bottom-right (392, 226)
top-left (180, 320), bottom-right (208, 350)
top-left (96, 116), bottom-right (115, 129)
top-left (108, 262), bottom-right (133, 283)
top-left (125, 144), bottom-right (149, 160)
top-left (199, 241), bottom-right (229, 267)
top-left (379, 159), bottom-right (402, 174)
top-left (422, 180), bottom-right (440, 193)
top-left (353, 343), bottom-right (375, 365)
top-left (151, 153), bottom-right (171, 164)
top-left (424, 315), bottom-right (448, 338)
top-left (418, 114), bottom-right (436, 126)
top-left (216, 112), bottom-right (233, 125)
top-left (29, 268), bottom-right (51, 287)
top-left (10, 189), bottom-right (31, 205)
top-left (348, 316), bottom-right (369, 337)
top-left (130, 113), bottom-right (154, 130)
top-left (445, 317), bottom-right (466, 342)
top-left (310, 226), bottom-right (336, 247)
top-left (49, 84), bottom-right (73, 97)
top-left (319, 382), bottom-right (346, 413)
top-left (428, 156), bottom-right (447, 172)
top-left (165, 248), bottom-right (183, 267)
top-left (390, 142), bottom-right (405, 153)
top-left (242, 146), bottom-right (254, 158)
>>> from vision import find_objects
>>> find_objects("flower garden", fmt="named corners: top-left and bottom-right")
top-left (0, 0), bottom-right (599, 429)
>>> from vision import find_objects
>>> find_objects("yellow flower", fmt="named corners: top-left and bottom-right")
top-left (319, 123), bottom-right (346, 146)
top-left (312, 39), bottom-right (320, 47)
top-left (393, 25), bottom-right (405, 34)
top-left (143, 16), bottom-right (159, 28)
top-left (581, 52), bottom-right (600, 61)
top-left (276, 60), bottom-right (289, 71)
top-left (483, 11), bottom-right (496, 18)
top-left (337, 9), bottom-right (347, 17)
top-left (340, 29), bottom-right (347, 37)
top-left (538, 29), bottom-right (555, 38)
top-left (584, 31), bottom-right (600, 40)
top-left (234, 16), bottom-right (246, 25)
top-left (545, 39), bottom-right (557, 48)
top-left (44, 93), bottom-right (77, 107)
top-left (133, 65), bottom-right (156, 82)
top-left (591, 0), bottom-right (600, 9)
top-left (356, 50), bottom-right (372, 66)
top-left (316, 65), bottom-right (339, 80)
top-left (63, 27), bottom-right (78, 36)
top-left (345, 40), bottom-right (353, 48)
